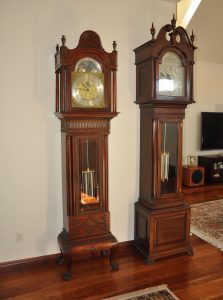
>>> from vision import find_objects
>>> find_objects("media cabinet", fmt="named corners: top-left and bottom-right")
top-left (198, 155), bottom-right (223, 184)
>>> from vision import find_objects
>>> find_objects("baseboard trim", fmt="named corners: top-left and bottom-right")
top-left (0, 240), bottom-right (134, 271)
top-left (0, 253), bottom-right (60, 271)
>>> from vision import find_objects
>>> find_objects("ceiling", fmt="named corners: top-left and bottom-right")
top-left (187, 0), bottom-right (223, 64)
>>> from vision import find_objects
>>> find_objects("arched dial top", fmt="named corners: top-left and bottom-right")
top-left (72, 57), bottom-right (104, 108)
top-left (158, 52), bottom-right (185, 97)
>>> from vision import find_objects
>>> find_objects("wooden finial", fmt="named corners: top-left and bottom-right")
top-left (61, 35), bottom-right (66, 46)
top-left (113, 41), bottom-right (117, 51)
top-left (56, 44), bottom-right (59, 53)
top-left (150, 22), bottom-right (155, 40)
top-left (191, 30), bottom-right (195, 44)
top-left (171, 14), bottom-right (176, 30)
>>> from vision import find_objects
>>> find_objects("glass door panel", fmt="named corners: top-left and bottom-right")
top-left (158, 52), bottom-right (185, 97)
top-left (160, 122), bottom-right (178, 194)
top-left (79, 139), bottom-right (100, 211)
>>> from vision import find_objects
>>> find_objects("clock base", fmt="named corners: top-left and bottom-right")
top-left (57, 229), bottom-right (119, 280)
top-left (133, 202), bottom-right (192, 263)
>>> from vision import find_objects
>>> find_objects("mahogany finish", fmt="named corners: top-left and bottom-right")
top-left (135, 18), bottom-right (196, 105)
top-left (55, 31), bottom-right (117, 115)
top-left (1, 186), bottom-right (222, 298)
top-left (133, 17), bottom-right (196, 264)
top-left (1, 233), bottom-right (223, 299)
top-left (55, 31), bottom-right (118, 280)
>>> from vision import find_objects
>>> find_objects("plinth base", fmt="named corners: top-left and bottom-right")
top-left (133, 202), bottom-right (193, 264)
top-left (57, 229), bottom-right (119, 280)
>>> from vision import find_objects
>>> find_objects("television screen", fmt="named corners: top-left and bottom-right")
top-left (201, 112), bottom-right (223, 150)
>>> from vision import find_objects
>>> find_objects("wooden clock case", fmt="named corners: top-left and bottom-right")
top-left (133, 17), bottom-right (196, 264)
top-left (54, 31), bottom-right (119, 280)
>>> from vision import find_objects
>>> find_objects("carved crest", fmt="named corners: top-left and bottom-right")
top-left (77, 30), bottom-right (103, 50)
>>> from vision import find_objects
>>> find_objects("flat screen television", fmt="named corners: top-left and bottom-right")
top-left (201, 112), bottom-right (223, 150)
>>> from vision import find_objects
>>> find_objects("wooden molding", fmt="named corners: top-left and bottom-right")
top-left (0, 253), bottom-right (60, 271)
top-left (0, 240), bottom-right (134, 271)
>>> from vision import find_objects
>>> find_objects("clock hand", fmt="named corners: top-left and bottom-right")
top-left (83, 81), bottom-right (91, 91)
top-left (75, 87), bottom-right (85, 91)
top-left (75, 82), bottom-right (90, 92)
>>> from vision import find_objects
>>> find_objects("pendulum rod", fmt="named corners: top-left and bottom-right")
top-left (161, 123), bottom-right (170, 182)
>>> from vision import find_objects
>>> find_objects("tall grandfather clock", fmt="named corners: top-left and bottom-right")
top-left (133, 17), bottom-right (196, 264)
top-left (54, 31), bottom-right (119, 280)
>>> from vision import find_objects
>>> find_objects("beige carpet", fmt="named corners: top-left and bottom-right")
top-left (103, 284), bottom-right (179, 300)
top-left (191, 199), bottom-right (223, 251)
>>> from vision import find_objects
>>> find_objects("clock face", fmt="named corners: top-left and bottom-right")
top-left (158, 52), bottom-right (185, 97)
top-left (72, 58), bottom-right (104, 108)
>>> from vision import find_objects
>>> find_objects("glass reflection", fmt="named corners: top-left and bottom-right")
top-left (160, 123), bottom-right (178, 194)
top-left (80, 139), bottom-right (99, 210)
top-left (158, 52), bottom-right (185, 97)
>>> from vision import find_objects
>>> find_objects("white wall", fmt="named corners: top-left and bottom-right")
top-left (0, 0), bottom-right (176, 262)
top-left (183, 60), bottom-right (223, 164)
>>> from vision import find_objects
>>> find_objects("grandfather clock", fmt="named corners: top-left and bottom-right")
top-left (133, 17), bottom-right (196, 264)
top-left (54, 31), bottom-right (119, 280)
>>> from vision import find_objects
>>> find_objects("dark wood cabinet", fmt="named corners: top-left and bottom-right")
top-left (54, 31), bottom-right (119, 280)
top-left (133, 17), bottom-right (196, 264)
top-left (198, 155), bottom-right (223, 183)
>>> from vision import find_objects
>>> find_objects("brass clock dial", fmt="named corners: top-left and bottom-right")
top-left (72, 58), bottom-right (104, 108)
